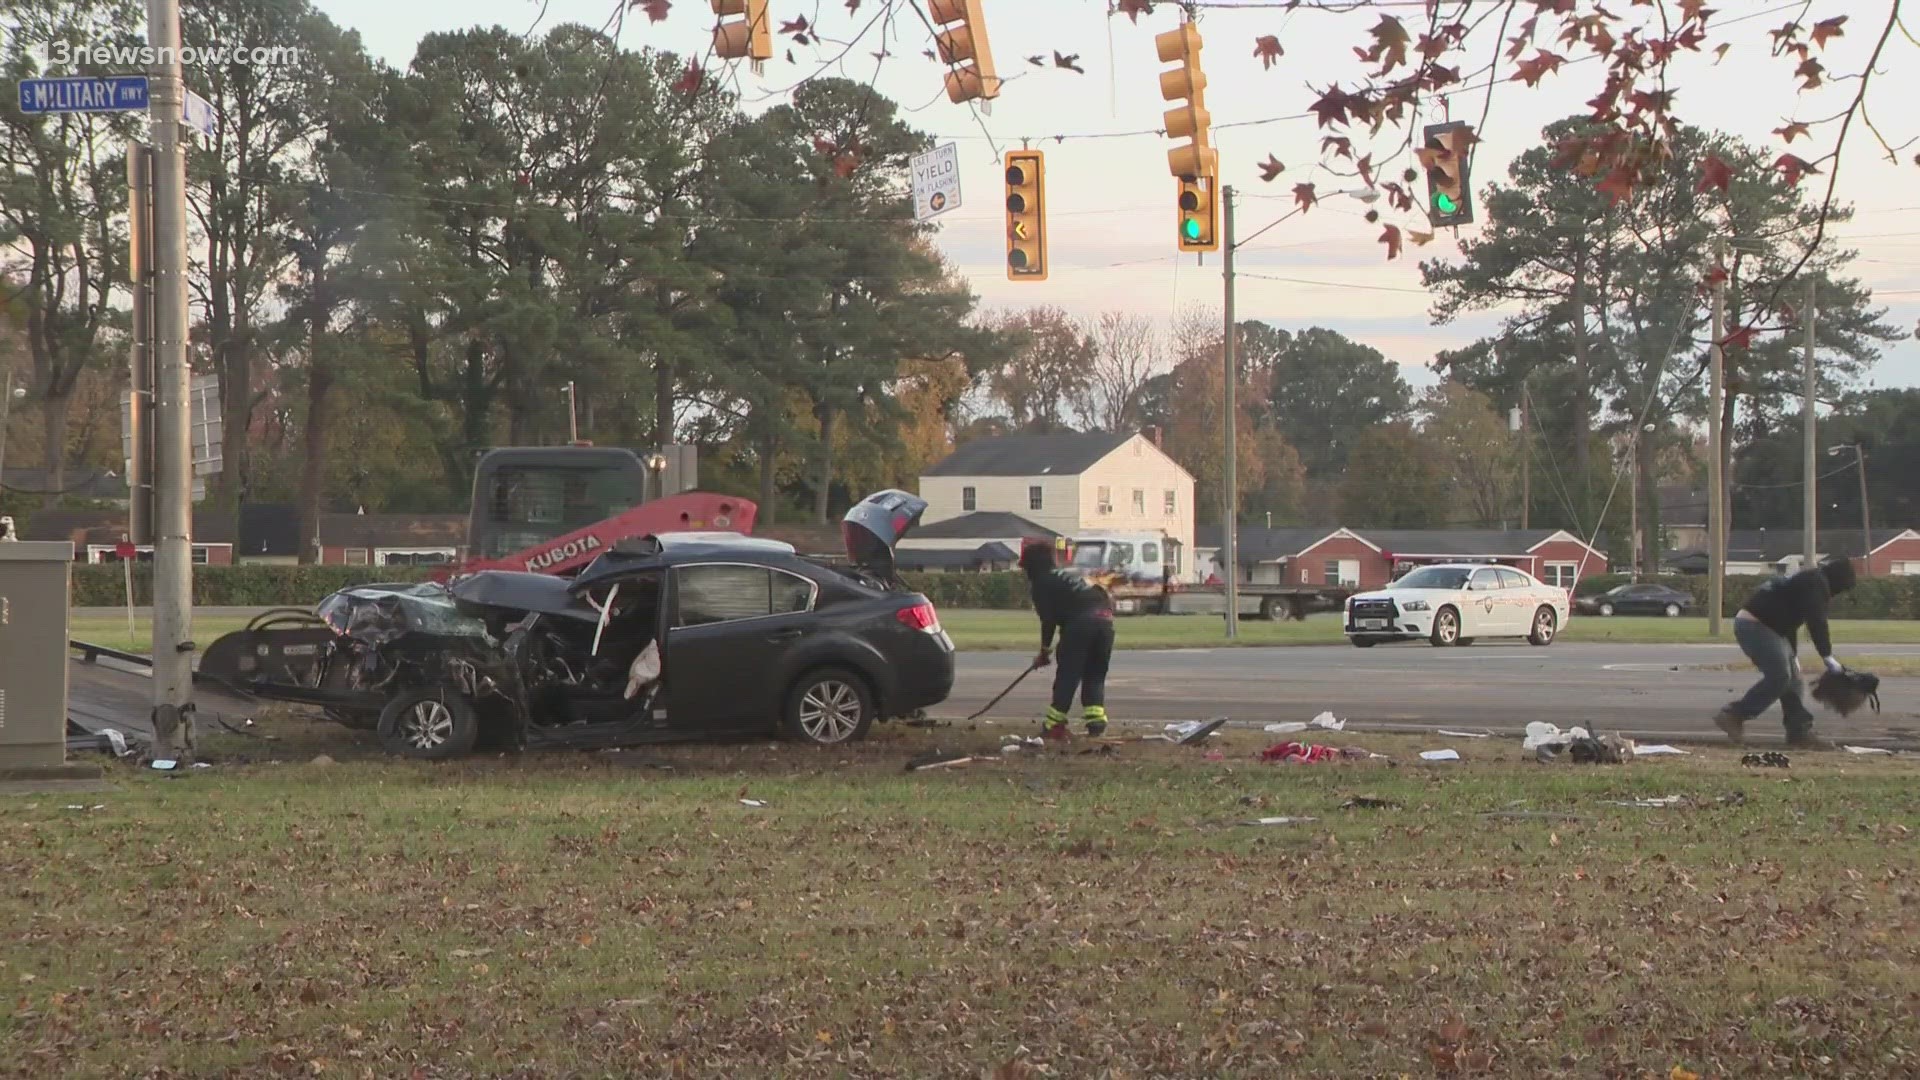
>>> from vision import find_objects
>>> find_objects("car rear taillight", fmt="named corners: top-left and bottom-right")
top-left (896, 600), bottom-right (941, 633)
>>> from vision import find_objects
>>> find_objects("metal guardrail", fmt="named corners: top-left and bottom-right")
top-left (70, 640), bottom-right (153, 667)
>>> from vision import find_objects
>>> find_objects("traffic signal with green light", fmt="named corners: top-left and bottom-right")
top-left (1417, 121), bottom-right (1475, 227)
top-left (930, 0), bottom-right (1000, 104)
top-left (1004, 150), bottom-right (1047, 282)
top-left (711, 0), bottom-right (772, 63)
top-left (1176, 172), bottom-right (1217, 252)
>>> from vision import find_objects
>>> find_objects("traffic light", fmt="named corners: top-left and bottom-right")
top-left (929, 0), bottom-right (1000, 105)
top-left (712, 0), bottom-right (772, 63)
top-left (1176, 172), bottom-right (1217, 252)
top-left (1417, 121), bottom-right (1475, 227)
top-left (1155, 21), bottom-right (1215, 179)
top-left (1004, 149), bottom-right (1047, 282)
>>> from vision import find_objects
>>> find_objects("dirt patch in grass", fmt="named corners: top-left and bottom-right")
top-left (6, 717), bottom-right (1918, 1078)
top-left (1690, 654), bottom-right (1920, 677)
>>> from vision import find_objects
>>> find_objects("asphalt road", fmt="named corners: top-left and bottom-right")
top-left (938, 641), bottom-right (1920, 746)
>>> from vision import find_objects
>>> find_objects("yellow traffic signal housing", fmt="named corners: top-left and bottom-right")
top-left (1155, 21), bottom-right (1215, 179)
top-left (1176, 172), bottom-right (1218, 252)
top-left (1004, 150), bottom-right (1047, 282)
top-left (712, 0), bottom-right (773, 63)
top-left (1417, 121), bottom-right (1475, 227)
top-left (930, 0), bottom-right (1000, 104)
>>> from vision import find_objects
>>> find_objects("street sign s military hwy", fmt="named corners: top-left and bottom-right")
top-left (17, 75), bottom-right (150, 114)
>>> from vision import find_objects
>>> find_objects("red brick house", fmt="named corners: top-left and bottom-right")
top-left (1199, 526), bottom-right (1609, 593)
top-left (1864, 529), bottom-right (1920, 575)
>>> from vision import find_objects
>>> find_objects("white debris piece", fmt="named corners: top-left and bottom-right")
top-left (1522, 722), bottom-right (1591, 751)
top-left (1633, 744), bottom-right (1690, 756)
top-left (739, 799), bottom-right (768, 808)
top-left (1263, 722), bottom-right (1308, 734)
top-left (1843, 745), bottom-right (1895, 755)
top-left (1607, 795), bottom-right (1684, 808)
top-left (1437, 729), bottom-right (1491, 739)
top-left (1244, 816), bottom-right (1318, 826)
top-left (1418, 749), bottom-right (1461, 762)
top-left (1165, 720), bottom-right (1219, 741)
top-left (1310, 711), bottom-right (1347, 731)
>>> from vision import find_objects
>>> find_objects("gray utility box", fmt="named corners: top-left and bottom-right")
top-left (0, 542), bottom-right (74, 767)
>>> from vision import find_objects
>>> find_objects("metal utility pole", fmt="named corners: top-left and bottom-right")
top-left (1518, 385), bottom-right (1530, 530)
top-left (128, 145), bottom-right (155, 546)
top-left (0, 365), bottom-right (16, 483)
top-left (1802, 280), bottom-right (1818, 572)
top-left (1628, 436), bottom-right (1639, 581)
top-left (147, 0), bottom-right (196, 760)
top-left (1854, 444), bottom-right (1871, 574)
top-left (1221, 185), bottom-right (1239, 640)
top-left (1707, 237), bottom-right (1727, 637)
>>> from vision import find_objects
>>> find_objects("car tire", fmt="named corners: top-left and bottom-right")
top-left (1598, 603), bottom-right (1615, 617)
top-left (783, 668), bottom-right (875, 747)
top-left (1457, 638), bottom-right (1476, 647)
top-left (1664, 603), bottom-right (1682, 618)
top-left (1429, 607), bottom-right (1461, 647)
top-left (377, 689), bottom-right (479, 760)
top-left (1351, 636), bottom-right (1380, 648)
top-left (1528, 606), bottom-right (1558, 647)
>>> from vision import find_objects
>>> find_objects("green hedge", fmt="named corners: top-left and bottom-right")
top-left (71, 564), bottom-right (1035, 611)
top-left (72, 565), bottom-right (438, 607)
top-left (1580, 571), bottom-right (1920, 620)
top-left (70, 564), bottom-right (1920, 618)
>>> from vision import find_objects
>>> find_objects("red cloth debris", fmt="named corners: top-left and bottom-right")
top-left (1260, 741), bottom-right (1338, 764)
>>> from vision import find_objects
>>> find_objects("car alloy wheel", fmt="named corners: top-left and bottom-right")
top-left (399, 700), bottom-right (455, 750)
top-left (1530, 606), bottom-right (1558, 647)
top-left (1430, 608), bottom-right (1460, 647)
top-left (1598, 603), bottom-right (1614, 617)
top-left (798, 679), bottom-right (865, 744)
top-left (1665, 603), bottom-right (1682, 618)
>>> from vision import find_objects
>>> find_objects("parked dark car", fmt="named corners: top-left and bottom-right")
top-left (1575, 582), bottom-right (1694, 618)
top-left (199, 490), bottom-right (955, 758)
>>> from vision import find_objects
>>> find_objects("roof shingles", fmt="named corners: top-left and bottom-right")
top-left (925, 432), bottom-right (1133, 477)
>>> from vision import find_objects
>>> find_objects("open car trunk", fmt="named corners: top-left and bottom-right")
top-left (840, 489), bottom-right (927, 582)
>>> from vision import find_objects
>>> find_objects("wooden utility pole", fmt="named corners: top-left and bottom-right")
top-left (1708, 238), bottom-right (1727, 637)
top-left (1628, 436), bottom-right (1639, 580)
top-left (1519, 385), bottom-right (1530, 530)
top-left (1802, 280), bottom-right (1818, 571)
top-left (1221, 185), bottom-right (1239, 640)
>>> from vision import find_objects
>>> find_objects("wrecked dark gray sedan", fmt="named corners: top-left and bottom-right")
top-left (198, 491), bottom-right (955, 759)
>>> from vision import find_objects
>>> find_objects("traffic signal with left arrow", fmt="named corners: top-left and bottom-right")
top-left (1004, 149), bottom-right (1047, 282)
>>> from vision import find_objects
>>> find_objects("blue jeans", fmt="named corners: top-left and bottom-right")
top-left (1731, 616), bottom-right (1815, 734)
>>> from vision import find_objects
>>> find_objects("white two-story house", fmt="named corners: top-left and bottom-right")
top-left (906, 429), bottom-right (1197, 577)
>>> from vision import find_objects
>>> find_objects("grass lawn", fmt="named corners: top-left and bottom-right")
top-left (5, 719), bottom-right (1917, 1077)
top-left (67, 609), bottom-right (1920, 657)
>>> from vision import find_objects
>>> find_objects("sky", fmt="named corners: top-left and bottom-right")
top-left (311, 0), bottom-right (1920, 395)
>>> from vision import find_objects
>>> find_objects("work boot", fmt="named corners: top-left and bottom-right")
top-left (1713, 706), bottom-right (1748, 745)
top-left (1082, 705), bottom-right (1108, 738)
top-left (1042, 706), bottom-right (1071, 743)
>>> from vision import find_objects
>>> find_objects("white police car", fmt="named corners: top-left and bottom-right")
top-left (1344, 563), bottom-right (1570, 648)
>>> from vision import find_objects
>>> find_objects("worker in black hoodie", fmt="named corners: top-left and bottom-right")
top-left (1020, 537), bottom-right (1115, 741)
top-left (1714, 556), bottom-right (1857, 748)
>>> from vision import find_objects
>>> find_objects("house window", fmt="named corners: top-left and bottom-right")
top-left (344, 548), bottom-right (369, 566)
top-left (1324, 559), bottom-right (1342, 585)
top-left (962, 486), bottom-right (976, 512)
top-left (1543, 562), bottom-right (1578, 589)
top-left (1131, 488), bottom-right (1145, 516)
top-left (376, 547), bottom-right (457, 567)
top-left (1891, 561), bottom-right (1919, 576)
top-left (90, 544), bottom-right (212, 564)
top-left (1096, 485), bottom-right (1112, 513)
top-left (1164, 489), bottom-right (1176, 515)
top-left (1028, 485), bottom-right (1043, 511)
top-left (1142, 542), bottom-right (1160, 564)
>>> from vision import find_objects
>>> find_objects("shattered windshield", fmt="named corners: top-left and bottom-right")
top-left (319, 584), bottom-right (490, 641)
top-left (1393, 567), bottom-right (1472, 591)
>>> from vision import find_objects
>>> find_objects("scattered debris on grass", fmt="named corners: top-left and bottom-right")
top-left (62, 804), bottom-right (105, 812)
top-left (150, 759), bottom-right (178, 771)
top-left (905, 750), bottom-right (1001, 772)
top-left (1243, 816), bottom-right (1318, 826)
top-left (1437, 729), bottom-right (1491, 739)
top-left (1164, 718), bottom-right (1229, 744)
top-left (739, 798), bottom-right (770, 807)
top-left (1634, 744), bottom-right (1689, 756)
top-left (1341, 795), bottom-right (1400, 810)
top-left (1419, 749), bottom-right (1461, 762)
top-left (1741, 752), bottom-right (1791, 769)
top-left (1258, 742), bottom-right (1376, 764)
top-left (1844, 745), bottom-right (1895, 755)
top-left (1607, 795), bottom-right (1685, 808)
top-left (1479, 809), bottom-right (1592, 822)
top-left (308, 754), bottom-right (336, 768)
